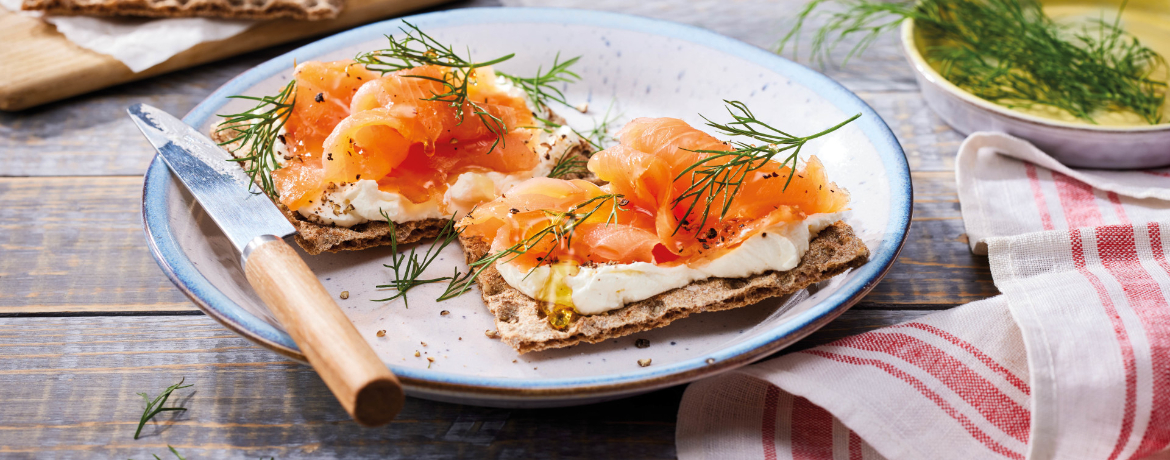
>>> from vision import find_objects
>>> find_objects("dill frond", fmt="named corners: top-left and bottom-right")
top-left (674, 100), bottom-right (860, 236)
top-left (149, 446), bottom-right (186, 460)
top-left (217, 80), bottom-right (296, 198)
top-left (438, 193), bottom-right (624, 301)
top-left (575, 99), bottom-right (621, 151)
top-left (547, 149), bottom-right (590, 179)
top-left (778, 0), bottom-right (1168, 124)
top-left (134, 378), bottom-right (192, 440)
top-left (497, 54), bottom-right (582, 111)
top-left (530, 100), bottom-right (620, 179)
top-left (355, 21), bottom-right (515, 153)
top-left (373, 210), bottom-right (464, 307)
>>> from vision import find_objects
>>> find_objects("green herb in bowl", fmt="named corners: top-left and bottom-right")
top-left (780, 0), bottom-right (1169, 126)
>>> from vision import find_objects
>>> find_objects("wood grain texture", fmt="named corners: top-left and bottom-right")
top-left (0, 176), bottom-right (195, 313)
top-left (0, 310), bottom-right (930, 459)
top-left (0, 0), bottom-right (449, 111)
top-left (244, 238), bottom-right (404, 426)
top-left (0, 173), bottom-right (990, 315)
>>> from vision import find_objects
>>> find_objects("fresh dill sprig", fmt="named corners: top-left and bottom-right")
top-left (217, 80), bottom-right (296, 198)
top-left (575, 99), bottom-right (621, 151)
top-left (547, 100), bottom-right (621, 178)
top-left (438, 194), bottom-right (625, 301)
top-left (674, 100), bottom-right (860, 236)
top-left (778, 0), bottom-right (1167, 124)
top-left (150, 446), bottom-right (186, 460)
top-left (547, 148), bottom-right (590, 179)
top-left (355, 21), bottom-right (515, 153)
top-left (134, 378), bottom-right (192, 440)
top-left (373, 210), bottom-right (463, 307)
top-left (497, 54), bottom-right (582, 111)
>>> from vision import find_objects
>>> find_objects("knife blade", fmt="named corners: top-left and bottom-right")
top-left (129, 103), bottom-right (403, 426)
top-left (128, 103), bottom-right (295, 254)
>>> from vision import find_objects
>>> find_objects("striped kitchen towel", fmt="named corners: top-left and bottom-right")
top-left (675, 132), bottom-right (1170, 460)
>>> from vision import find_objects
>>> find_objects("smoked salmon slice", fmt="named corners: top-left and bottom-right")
top-left (461, 117), bottom-right (850, 271)
top-left (272, 61), bottom-right (542, 212)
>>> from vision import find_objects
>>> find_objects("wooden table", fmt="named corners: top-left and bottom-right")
top-left (0, 0), bottom-right (995, 457)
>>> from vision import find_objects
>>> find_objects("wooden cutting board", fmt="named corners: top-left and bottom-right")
top-left (0, 0), bottom-right (447, 111)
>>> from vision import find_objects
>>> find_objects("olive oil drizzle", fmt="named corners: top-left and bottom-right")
top-left (439, 193), bottom-right (626, 330)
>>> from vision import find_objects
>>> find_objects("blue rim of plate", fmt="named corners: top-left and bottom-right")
top-left (142, 7), bottom-right (911, 400)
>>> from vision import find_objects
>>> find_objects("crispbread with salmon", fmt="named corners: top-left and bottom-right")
top-left (460, 220), bottom-right (869, 353)
top-left (211, 116), bottom-right (594, 254)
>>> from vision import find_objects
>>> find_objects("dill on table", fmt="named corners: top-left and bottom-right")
top-left (778, 0), bottom-right (1167, 124)
top-left (437, 193), bottom-right (625, 302)
top-left (216, 79), bottom-right (296, 199)
top-left (134, 378), bottom-right (192, 440)
top-left (674, 100), bottom-right (859, 236)
top-left (373, 210), bottom-right (464, 307)
top-left (155, 445), bottom-right (186, 460)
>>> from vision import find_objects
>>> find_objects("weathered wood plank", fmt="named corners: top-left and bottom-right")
top-left (862, 171), bottom-right (998, 307)
top-left (857, 92), bottom-right (966, 173)
top-left (0, 177), bottom-right (196, 313)
top-left (0, 310), bottom-right (930, 459)
top-left (0, 173), bottom-right (991, 314)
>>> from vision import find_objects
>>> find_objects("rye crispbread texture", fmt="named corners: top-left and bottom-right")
top-left (22, 0), bottom-right (343, 20)
top-left (460, 221), bottom-right (870, 354)
top-left (211, 110), bottom-right (594, 255)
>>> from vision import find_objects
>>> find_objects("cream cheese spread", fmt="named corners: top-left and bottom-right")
top-left (496, 212), bottom-right (846, 315)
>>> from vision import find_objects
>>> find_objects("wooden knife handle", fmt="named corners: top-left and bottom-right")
top-left (242, 237), bottom-right (403, 426)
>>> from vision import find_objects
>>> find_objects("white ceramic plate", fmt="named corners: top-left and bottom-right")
top-left (142, 7), bottom-right (911, 407)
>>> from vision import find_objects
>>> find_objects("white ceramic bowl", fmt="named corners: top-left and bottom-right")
top-left (900, 19), bottom-right (1170, 169)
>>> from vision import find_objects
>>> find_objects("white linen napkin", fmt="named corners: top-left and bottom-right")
top-left (1, 0), bottom-right (253, 72)
top-left (676, 132), bottom-right (1170, 460)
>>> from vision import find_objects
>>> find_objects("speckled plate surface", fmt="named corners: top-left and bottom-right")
top-left (142, 7), bottom-right (911, 407)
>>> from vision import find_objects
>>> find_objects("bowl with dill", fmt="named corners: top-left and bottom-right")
top-left (789, 0), bottom-right (1170, 169)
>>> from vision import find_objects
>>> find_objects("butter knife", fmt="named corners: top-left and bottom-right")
top-left (128, 103), bottom-right (403, 427)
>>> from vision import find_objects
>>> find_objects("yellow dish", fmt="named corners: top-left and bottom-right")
top-left (901, 0), bottom-right (1170, 168)
top-left (914, 0), bottom-right (1170, 127)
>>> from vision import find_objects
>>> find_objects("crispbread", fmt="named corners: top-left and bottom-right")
top-left (211, 111), bottom-right (594, 255)
top-left (460, 221), bottom-right (870, 354)
top-left (22, 0), bottom-right (343, 20)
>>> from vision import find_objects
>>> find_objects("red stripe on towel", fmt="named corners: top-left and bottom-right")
top-left (802, 350), bottom-right (1024, 460)
top-left (835, 332), bottom-right (1030, 443)
top-left (791, 396), bottom-right (834, 460)
top-left (1069, 228), bottom-right (1137, 460)
top-left (1094, 225), bottom-right (1170, 459)
top-left (893, 322), bottom-right (1030, 395)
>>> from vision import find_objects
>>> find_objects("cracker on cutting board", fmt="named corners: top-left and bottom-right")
top-left (461, 220), bottom-right (871, 354)
top-left (22, 0), bottom-right (344, 21)
top-left (211, 110), bottom-right (596, 255)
